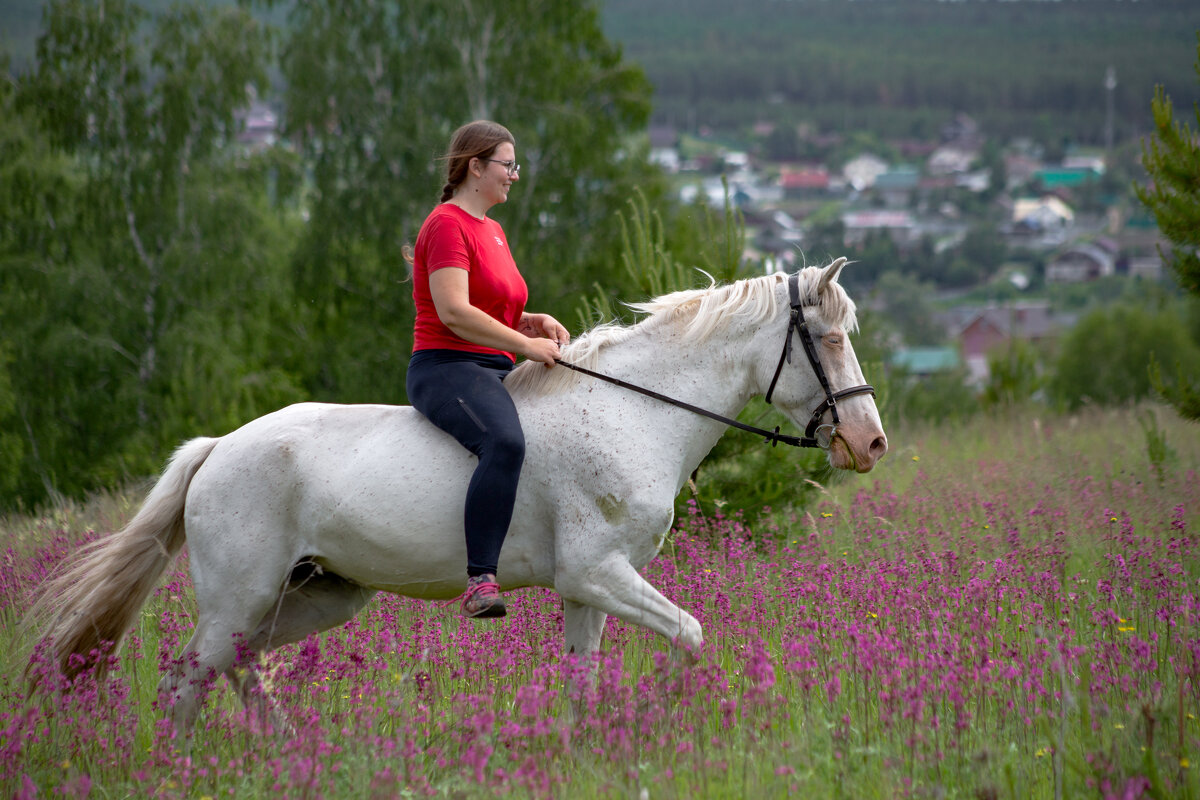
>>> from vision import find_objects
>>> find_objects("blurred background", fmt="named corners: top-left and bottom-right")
top-left (1, 0), bottom-right (1198, 515)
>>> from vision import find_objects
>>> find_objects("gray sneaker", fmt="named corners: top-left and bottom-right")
top-left (461, 574), bottom-right (506, 618)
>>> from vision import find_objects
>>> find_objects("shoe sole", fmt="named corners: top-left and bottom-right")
top-left (464, 601), bottom-right (507, 619)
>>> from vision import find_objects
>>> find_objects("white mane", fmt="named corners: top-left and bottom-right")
top-left (506, 264), bottom-right (858, 398)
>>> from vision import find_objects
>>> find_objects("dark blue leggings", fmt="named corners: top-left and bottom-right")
top-left (406, 350), bottom-right (525, 578)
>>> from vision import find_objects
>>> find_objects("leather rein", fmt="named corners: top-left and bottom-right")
top-left (554, 272), bottom-right (875, 449)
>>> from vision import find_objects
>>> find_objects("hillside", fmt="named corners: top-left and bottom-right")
top-left (600, 0), bottom-right (1200, 146)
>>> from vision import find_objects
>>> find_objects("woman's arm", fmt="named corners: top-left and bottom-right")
top-left (429, 267), bottom-right (562, 365)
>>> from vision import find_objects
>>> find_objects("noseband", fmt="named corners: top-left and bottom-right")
top-left (763, 272), bottom-right (876, 448)
top-left (555, 271), bottom-right (875, 449)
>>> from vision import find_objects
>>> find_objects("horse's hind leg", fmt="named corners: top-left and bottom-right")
top-left (227, 565), bottom-right (376, 730)
top-left (158, 521), bottom-right (297, 736)
top-left (159, 604), bottom-right (277, 737)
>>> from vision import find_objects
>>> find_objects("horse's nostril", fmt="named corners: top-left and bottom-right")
top-left (871, 435), bottom-right (888, 457)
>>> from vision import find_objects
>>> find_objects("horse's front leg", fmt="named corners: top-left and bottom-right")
top-left (563, 599), bottom-right (607, 658)
top-left (561, 599), bottom-right (607, 721)
top-left (556, 555), bottom-right (703, 656)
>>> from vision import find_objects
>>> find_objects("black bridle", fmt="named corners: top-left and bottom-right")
top-left (762, 271), bottom-right (876, 447)
top-left (554, 272), bottom-right (875, 449)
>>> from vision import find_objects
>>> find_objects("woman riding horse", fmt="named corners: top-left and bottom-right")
top-left (406, 121), bottom-right (570, 618)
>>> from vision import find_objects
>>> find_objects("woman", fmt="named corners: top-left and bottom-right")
top-left (407, 120), bottom-right (570, 619)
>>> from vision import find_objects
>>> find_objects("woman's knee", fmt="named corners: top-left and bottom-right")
top-left (488, 424), bottom-right (525, 467)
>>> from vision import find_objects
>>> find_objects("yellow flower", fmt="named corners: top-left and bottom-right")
top-left (1035, 748), bottom-right (1047, 758)
top-left (1181, 758), bottom-right (1190, 769)
top-left (867, 612), bottom-right (878, 619)
top-left (821, 512), bottom-right (833, 518)
top-left (1114, 724), bottom-right (1125, 730)
top-left (1110, 516), bottom-right (1118, 522)
top-left (912, 456), bottom-right (920, 462)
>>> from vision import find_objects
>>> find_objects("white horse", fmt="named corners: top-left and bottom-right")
top-left (30, 258), bottom-right (886, 733)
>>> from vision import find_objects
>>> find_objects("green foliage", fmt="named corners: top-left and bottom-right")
top-left (1135, 33), bottom-right (1200, 421)
top-left (574, 180), bottom-right (748, 328)
top-left (1, 0), bottom-right (304, 509)
top-left (263, 0), bottom-right (658, 402)
top-left (1049, 301), bottom-right (1200, 411)
top-left (1, 0), bottom-right (662, 511)
top-left (982, 337), bottom-right (1044, 409)
top-left (1137, 408), bottom-right (1177, 486)
top-left (959, 224), bottom-right (1008, 280)
top-left (887, 367), bottom-right (980, 427)
top-left (1149, 354), bottom-right (1200, 421)
top-left (574, 189), bottom-right (698, 330)
top-left (0, 343), bottom-right (23, 502)
top-left (871, 271), bottom-right (944, 347)
top-left (1136, 34), bottom-right (1200, 296)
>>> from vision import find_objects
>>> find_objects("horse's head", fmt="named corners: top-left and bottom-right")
top-left (755, 258), bottom-right (887, 473)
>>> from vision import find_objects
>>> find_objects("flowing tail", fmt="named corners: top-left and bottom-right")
top-left (27, 436), bottom-right (221, 684)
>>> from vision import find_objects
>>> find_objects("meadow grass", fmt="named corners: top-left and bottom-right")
top-left (2, 404), bottom-right (1198, 799)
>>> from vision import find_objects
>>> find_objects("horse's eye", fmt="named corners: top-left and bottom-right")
top-left (824, 334), bottom-right (842, 348)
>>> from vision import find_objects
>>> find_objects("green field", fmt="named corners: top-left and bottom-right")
top-left (3, 404), bottom-right (1198, 797)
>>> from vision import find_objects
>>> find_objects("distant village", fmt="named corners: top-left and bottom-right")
top-left (646, 114), bottom-right (1169, 386)
top-left (235, 101), bottom-right (1170, 387)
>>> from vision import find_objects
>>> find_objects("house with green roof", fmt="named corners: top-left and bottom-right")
top-left (890, 347), bottom-right (961, 378)
top-left (1034, 167), bottom-right (1099, 190)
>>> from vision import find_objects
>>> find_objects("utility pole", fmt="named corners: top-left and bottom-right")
top-left (1104, 66), bottom-right (1117, 153)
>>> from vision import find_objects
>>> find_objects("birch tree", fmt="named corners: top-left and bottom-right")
top-left (268, 0), bottom-right (657, 401)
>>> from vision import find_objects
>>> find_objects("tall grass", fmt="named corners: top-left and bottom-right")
top-left (2, 405), bottom-right (1198, 798)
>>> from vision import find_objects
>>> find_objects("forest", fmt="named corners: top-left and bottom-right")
top-left (2, 0), bottom-right (1199, 514)
top-left (602, 0), bottom-right (1200, 146)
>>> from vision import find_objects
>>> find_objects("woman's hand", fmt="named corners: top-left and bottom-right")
top-left (520, 336), bottom-right (561, 367)
top-left (518, 313), bottom-right (571, 347)
top-left (518, 313), bottom-right (570, 367)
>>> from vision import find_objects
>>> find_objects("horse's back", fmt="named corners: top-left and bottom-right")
top-left (184, 402), bottom-right (492, 596)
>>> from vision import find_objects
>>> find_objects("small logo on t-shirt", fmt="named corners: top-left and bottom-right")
top-left (494, 236), bottom-right (505, 248)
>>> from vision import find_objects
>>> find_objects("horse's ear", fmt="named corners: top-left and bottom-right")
top-left (818, 257), bottom-right (849, 294)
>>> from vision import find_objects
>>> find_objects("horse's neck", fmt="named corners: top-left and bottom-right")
top-left (602, 328), bottom-right (750, 410)
top-left (567, 321), bottom-right (757, 476)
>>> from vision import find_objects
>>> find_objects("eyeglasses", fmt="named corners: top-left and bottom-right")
top-left (482, 158), bottom-right (521, 177)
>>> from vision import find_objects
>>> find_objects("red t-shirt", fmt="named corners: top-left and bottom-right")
top-left (411, 203), bottom-right (529, 360)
